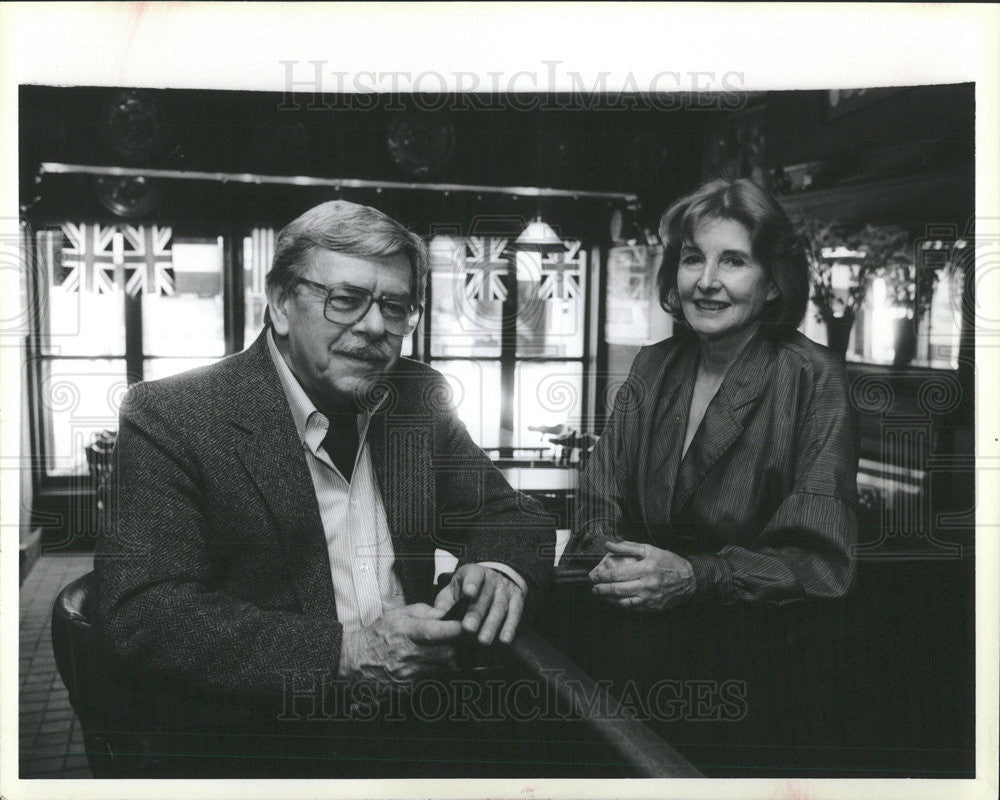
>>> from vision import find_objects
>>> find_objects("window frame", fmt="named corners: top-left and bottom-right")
top-left (26, 216), bottom-right (246, 494)
top-left (26, 214), bottom-right (605, 495)
top-left (423, 239), bottom-right (600, 462)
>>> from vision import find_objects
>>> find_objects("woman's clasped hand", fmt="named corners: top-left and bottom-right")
top-left (589, 540), bottom-right (697, 612)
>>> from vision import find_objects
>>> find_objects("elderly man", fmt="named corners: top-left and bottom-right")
top-left (94, 200), bottom-right (554, 777)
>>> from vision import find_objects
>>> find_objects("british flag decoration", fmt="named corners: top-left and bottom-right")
top-left (122, 225), bottom-right (174, 296)
top-left (57, 224), bottom-right (120, 294)
top-left (538, 240), bottom-right (584, 300)
top-left (463, 237), bottom-right (510, 302)
top-left (55, 223), bottom-right (173, 296)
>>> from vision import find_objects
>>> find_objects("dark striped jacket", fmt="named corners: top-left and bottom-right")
top-left (566, 330), bottom-right (858, 603)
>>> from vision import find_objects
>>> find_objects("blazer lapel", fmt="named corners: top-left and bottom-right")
top-left (636, 339), bottom-right (697, 536)
top-left (230, 334), bottom-right (338, 618)
top-left (672, 333), bottom-right (774, 515)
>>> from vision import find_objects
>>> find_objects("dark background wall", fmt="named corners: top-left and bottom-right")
top-left (19, 86), bottom-right (710, 236)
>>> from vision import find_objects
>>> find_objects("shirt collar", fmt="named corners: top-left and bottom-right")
top-left (266, 328), bottom-right (387, 443)
top-left (266, 327), bottom-right (318, 442)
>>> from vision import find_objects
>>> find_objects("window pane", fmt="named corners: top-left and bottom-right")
top-left (143, 238), bottom-right (224, 357)
top-left (605, 245), bottom-right (672, 346)
top-left (39, 358), bottom-right (127, 476)
top-left (803, 240), bottom-right (966, 370)
top-left (144, 357), bottom-right (220, 382)
top-left (429, 236), bottom-right (502, 358)
top-left (513, 361), bottom-right (583, 452)
top-left (919, 266), bottom-right (963, 369)
top-left (431, 359), bottom-right (502, 446)
top-left (37, 228), bottom-right (125, 355)
top-left (847, 269), bottom-right (963, 369)
top-left (516, 247), bottom-right (586, 357)
top-left (853, 277), bottom-right (899, 364)
top-left (244, 228), bottom-right (273, 347)
top-left (45, 288), bottom-right (126, 355)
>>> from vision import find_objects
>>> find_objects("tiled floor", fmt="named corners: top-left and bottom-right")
top-left (19, 554), bottom-right (95, 779)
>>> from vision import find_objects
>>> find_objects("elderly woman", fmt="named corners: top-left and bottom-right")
top-left (562, 178), bottom-right (858, 611)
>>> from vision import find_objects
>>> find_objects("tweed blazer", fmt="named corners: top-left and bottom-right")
top-left (565, 330), bottom-right (858, 603)
top-left (94, 331), bottom-right (554, 707)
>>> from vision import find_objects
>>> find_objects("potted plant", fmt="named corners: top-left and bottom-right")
top-left (798, 218), bottom-right (870, 359)
top-left (799, 219), bottom-right (929, 363)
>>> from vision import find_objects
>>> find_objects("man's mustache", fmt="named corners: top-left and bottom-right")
top-left (333, 346), bottom-right (393, 361)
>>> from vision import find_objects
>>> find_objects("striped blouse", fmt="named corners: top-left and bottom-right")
top-left (566, 330), bottom-right (858, 603)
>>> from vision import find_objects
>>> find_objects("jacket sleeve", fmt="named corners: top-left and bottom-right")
top-left (428, 373), bottom-right (556, 595)
top-left (686, 357), bottom-right (859, 603)
top-left (561, 351), bottom-right (652, 569)
top-left (94, 382), bottom-right (343, 707)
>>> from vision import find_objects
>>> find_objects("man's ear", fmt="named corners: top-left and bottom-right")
top-left (266, 285), bottom-right (292, 336)
top-left (766, 280), bottom-right (780, 302)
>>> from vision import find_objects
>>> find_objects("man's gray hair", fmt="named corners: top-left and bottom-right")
top-left (265, 200), bottom-right (429, 321)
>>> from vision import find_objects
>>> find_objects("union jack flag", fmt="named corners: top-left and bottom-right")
top-left (464, 236), bottom-right (509, 301)
top-left (538, 240), bottom-right (584, 300)
top-left (466, 236), bottom-right (508, 265)
top-left (122, 225), bottom-right (174, 296)
top-left (58, 223), bottom-right (120, 294)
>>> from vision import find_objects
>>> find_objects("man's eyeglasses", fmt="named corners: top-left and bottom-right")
top-left (295, 278), bottom-right (421, 336)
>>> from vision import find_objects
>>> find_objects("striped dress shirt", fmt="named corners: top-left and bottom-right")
top-left (567, 330), bottom-right (858, 603)
top-left (267, 331), bottom-right (405, 631)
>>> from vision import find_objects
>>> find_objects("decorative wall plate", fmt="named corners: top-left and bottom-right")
top-left (386, 112), bottom-right (455, 177)
top-left (93, 175), bottom-right (159, 218)
top-left (100, 90), bottom-right (164, 163)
